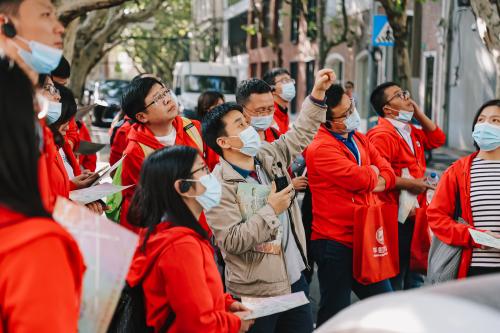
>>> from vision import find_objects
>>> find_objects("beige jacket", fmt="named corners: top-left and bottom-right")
top-left (206, 96), bottom-right (326, 297)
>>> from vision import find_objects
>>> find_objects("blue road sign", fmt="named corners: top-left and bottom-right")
top-left (373, 15), bottom-right (395, 47)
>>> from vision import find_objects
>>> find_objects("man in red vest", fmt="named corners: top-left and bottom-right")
top-left (263, 68), bottom-right (296, 134)
top-left (367, 82), bottom-right (446, 291)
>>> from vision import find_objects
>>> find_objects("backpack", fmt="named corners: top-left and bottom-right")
top-left (105, 118), bottom-right (203, 223)
top-left (107, 283), bottom-right (175, 333)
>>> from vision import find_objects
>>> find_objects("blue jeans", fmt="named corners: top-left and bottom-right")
top-left (311, 239), bottom-right (393, 327)
top-left (248, 273), bottom-right (313, 333)
top-left (390, 219), bottom-right (424, 291)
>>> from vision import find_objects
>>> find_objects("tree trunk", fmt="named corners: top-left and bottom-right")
top-left (470, 0), bottom-right (500, 98)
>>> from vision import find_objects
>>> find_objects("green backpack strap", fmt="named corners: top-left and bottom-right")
top-left (105, 163), bottom-right (124, 223)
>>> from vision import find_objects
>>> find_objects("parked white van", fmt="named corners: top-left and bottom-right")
top-left (173, 62), bottom-right (238, 120)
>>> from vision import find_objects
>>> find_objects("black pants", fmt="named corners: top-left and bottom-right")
top-left (300, 188), bottom-right (314, 284)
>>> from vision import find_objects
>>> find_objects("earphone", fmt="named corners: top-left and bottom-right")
top-left (1, 18), bottom-right (16, 38)
top-left (179, 180), bottom-right (192, 193)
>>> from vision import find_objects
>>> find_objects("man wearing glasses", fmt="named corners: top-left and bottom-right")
top-left (263, 68), bottom-right (296, 134)
top-left (118, 77), bottom-right (217, 232)
top-left (367, 82), bottom-right (446, 291)
top-left (306, 84), bottom-right (396, 325)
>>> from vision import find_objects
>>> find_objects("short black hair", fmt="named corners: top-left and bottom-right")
top-left (236, 78), bottom-right (272, 106)
top-left (472, 99), bottom-right (500, 150)
top-left (325, 84), bottom-right (345, 121)
top-left (0, 0), bottom-right (23, 16)
top-left (263, 68), bottom-right (291, 86)
top-left (121, 77), bottom-right (163, 121)
top-left (202, 102), bottom-right (243, 156)
top-left (370, 81), bottom-right (399, 117)
top-left (51, 56), bottom-right (71, 79)
top-left (345, 81), bottom-right (354, 88)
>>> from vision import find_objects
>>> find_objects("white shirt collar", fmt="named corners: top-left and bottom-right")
top-left (386, 118), bottom-right (412, 134)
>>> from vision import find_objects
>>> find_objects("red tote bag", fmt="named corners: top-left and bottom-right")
top-left (410, 208), bottom-right (431, 274)
top-left (353, 204), bottom-right (399, 285)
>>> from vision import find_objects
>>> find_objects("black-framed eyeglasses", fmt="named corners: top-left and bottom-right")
top-left (43, 84), bottom-right (60, 97)
top-left (143, 88), bottom-right (172, 110)
top-left (385, 90), bottom-right (410, 105)
top-left (332, 99), bottom-right (354, 120)
top-left (189, 164), bottom-right (209, 176)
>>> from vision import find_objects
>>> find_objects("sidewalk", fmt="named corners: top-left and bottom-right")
top-left (426, 146), bottom-right (472, 174)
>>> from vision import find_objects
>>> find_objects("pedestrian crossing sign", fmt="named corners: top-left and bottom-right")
top-left (373, 15), bottom-right (395, 47)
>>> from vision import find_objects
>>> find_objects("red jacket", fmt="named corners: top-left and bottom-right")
top-left (0, 206), bottom-right (85, 333)
top-left (126, 223), bottom-right (240, 333)
top-left (49, 141), bottom-right (82, 205)
top-left (264, 126), bottom-right (281, 143)
top-left (65, 118), bottom-right (80, 151)
top-left (306, 126), bottom-right (396, 247)
top-left (273, 103), bottom-right (289, 134)
top-left (109, 117), bottom-right (133, 166)
top-left (427, 152), bottom-right (481, 279)
top-left (39, 124), bottom-right (57, 212)
top-left (120, 117), bottom-right (209, 231)
top-left (77, 121), bottom-right (97, 172)
top-left (367, 117), bottom-right (446, 207)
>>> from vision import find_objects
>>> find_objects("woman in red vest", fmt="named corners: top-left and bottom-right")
top-left (126, 145), bottom-right (254, 333)
top-left (0, 59), bottom-right (85, 333)
top-left (428, 99), bottom-right (500, 278)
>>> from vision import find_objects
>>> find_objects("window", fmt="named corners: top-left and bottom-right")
top-left (250, 63), bottom-right (258, 78)
top-left (306, 60), bottom-right (315, 95)
top-left (290, 0), bottom-right (300, 44)
top-left (290, 62), bottom-right (298, 114)
top-left (250, 10), bottom-right (258, 49)
top-left (423, 54), bottom-right (436, 119)
top-left (228, 11), bottom-right (248, 56)
top-left (261, 62), bottom-right (270, 77)
top-left (306, 0), bottom-right (317, 40)
top-left (262, 1), bottom-right (271, 47)
top-left (184, 75), bottom-right (237, 94)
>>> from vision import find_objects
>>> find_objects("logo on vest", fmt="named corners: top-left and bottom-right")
top-left (373, 226), bottom-right (388, 257)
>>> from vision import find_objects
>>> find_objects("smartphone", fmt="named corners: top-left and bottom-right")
top-left (275, 175), bottom-right (289, 192)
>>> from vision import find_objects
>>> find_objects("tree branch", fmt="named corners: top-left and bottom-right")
top-left (58, 0), bottom-right (129, 26)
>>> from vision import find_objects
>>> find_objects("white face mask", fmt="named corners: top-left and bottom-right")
top-left (228, 126), bottom-right (262, 157)
top-left (186, 173), bottom-right (222, 212)
top-left (279, 82), bottom-right (296, 102)
top-left (250, 114), bottom-right (274, 131)
top-left (343, 108), bottom-right (361, 133)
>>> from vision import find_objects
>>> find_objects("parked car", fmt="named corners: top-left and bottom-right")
top-left (91, 80), bottom-right (128, 127)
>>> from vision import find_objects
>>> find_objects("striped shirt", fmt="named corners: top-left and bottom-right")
top-left (470, 158), bottom-right (500, 267)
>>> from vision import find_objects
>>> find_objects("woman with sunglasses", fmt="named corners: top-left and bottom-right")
top-left (126, 145), bottom-right (254, 333)
top-left (428, 99), bottom-right (500, 278)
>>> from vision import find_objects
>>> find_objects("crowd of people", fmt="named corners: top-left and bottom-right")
top-left (1, 0), bottom-right (500, 332)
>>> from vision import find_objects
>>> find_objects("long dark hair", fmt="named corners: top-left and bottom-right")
top-left (472, 99), bottom-right (500, 150)
top-left (49, 83), bottom-right (77, 147)
top-left (127, 145), bottom-right (208, 249)
top-left (197, 90), bottom-right (224, 119)
top-left (0, 59), bottom-right (49, 217)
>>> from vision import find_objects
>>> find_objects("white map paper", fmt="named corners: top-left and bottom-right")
top-left (398, 168), bottom-right (419, 223)
top-left (92, 155), bottom-right (126, 186)
top-left (53, 197), bottom-right (139, 333)
top-left (70, 183), bottom-right (133, 205)
top-left (469, 229), bottom-right (500, 250)
top-left (241, 291), bottom-right (310, 320)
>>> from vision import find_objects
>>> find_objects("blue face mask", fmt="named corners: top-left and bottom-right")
top-left (45, 101), bottom-right (62, 125)
top-left (16, 37), bottom-right (63, 74)
top-left (472, 122), bottom-right (500, 151)
top-left (343, 108), bottom-right (361, 133)
top-left (187, 173), bottom-right (222, 212)
top-left (397, 109), bottom-right (414, 123)
top-left (279, 82), bottom-right (296, 102)
top-left (250, 114), bottom-right (274, 131)
top-left (237, 126), bottom-right (262, 157)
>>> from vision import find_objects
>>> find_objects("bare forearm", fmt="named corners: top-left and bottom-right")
top-left (414, 112), bottom-right (437, 132)
top-left (395, 177), bottom-right (414, 190)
